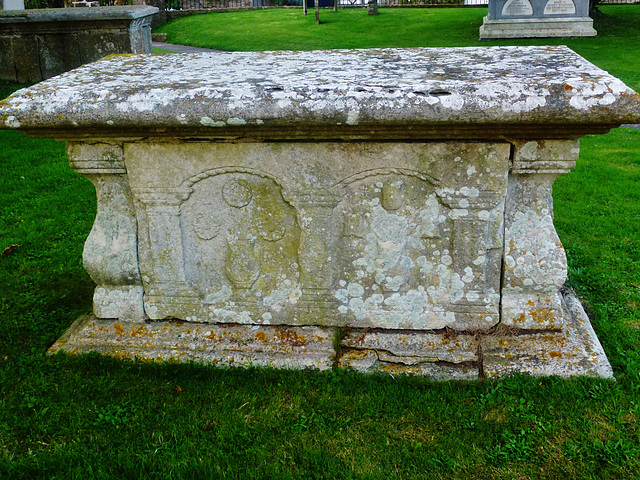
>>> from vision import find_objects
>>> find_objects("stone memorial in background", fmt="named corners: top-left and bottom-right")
top-left (479, 0), bottom-right (596, 39)
top-left (0, 0), bottom-right (26, 11)
top-left (0, 6), bottom-right (157, 83)
top-left (2, 46), bottom-right (639, 379)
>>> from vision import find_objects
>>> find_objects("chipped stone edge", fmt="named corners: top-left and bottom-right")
top-left (561, 288), bottom-right (614, 379)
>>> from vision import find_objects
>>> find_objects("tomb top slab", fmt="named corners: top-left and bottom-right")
top-left (0, 6), bottom-right (158, 23)
top-left (1, 46), bottom-right (639, 139)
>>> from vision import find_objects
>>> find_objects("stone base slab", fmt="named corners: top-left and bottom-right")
top-left (482, 289), bottom-right (613, 378)
top-left (49, 316), bottom-right (336, 370)
top-left (50, 289), bottom-right (613, 379)
top-left (338, 330), bottom-right (480, 380)
top-left (479, 17), bottom-right (597, 39)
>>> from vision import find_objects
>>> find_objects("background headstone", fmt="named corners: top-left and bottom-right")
top-left (1, 0), bottom-right (26, 10)
top-left (479, 0), bottom-right (596, 39)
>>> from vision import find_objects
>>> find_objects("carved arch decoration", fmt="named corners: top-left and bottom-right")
top-left (178, 166), bottom-right (302, 303)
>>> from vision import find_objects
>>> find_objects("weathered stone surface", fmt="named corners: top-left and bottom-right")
top-left (115, 141), bottom-right (507, 331)
top-left (487, 0), bottom-right (591, 19)
top-left (501, 140), bottom-right (578, 330)
top-left (0, 0), bottom-right (25, 10)
top-left (2, 46), bottom-right (639, 136)
top-left (338, 330), bottom-right (479, 379)
top-left (339, 349), bottom-right (479, 380)
top-left (483, 289), bottom-right (614, 378)
top-left (50, 315), bottom-right (336, 369)
top-left (2, 47), bottom-right (638, 379)
top-left (0, 37), bottom-right (16, 81)
top-left (0, 6), bottom-right (157, 82)
top-left (67, 143), bottom-right (145, 321)
top-left (37, 34), bottom-right (82, 81)
top-left (12, 36), bottom-right (40, 84)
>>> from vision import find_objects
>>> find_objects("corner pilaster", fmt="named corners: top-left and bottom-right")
top-left (67, 142), bottom-right (145, 321)
top-left (501, 139), bottom-right (578, 329)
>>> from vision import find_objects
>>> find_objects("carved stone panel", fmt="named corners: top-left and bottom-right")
top-left (180, 171), bottom-right (301, 323)
top-left (334, 171), bottom-right (455, 330)
top-left (124, 141), bottom-right (509, 330)
top-left (543, 0), bottom-right (576, 14)
top-left (502, 0), bottom-right (534, 16)
top-left (333, 167), bottom-right (504, 331)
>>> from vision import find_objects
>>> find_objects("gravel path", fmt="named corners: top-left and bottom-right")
top-left (152, 41), bottom-right (221, 53)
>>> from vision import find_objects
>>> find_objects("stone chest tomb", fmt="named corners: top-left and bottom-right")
top-left (0, 6), bottom-right (157, 83)
top-left (2, 46), bottom-right (639, 379)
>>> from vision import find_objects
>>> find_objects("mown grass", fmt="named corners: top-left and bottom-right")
top-left (155, 5), bottom-right (640, 91)
top-left (2, 6), bottom-right (640, 479)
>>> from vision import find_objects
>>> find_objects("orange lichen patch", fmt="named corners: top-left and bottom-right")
top-left (530, 307), bottom-right (554, 324)
top-left (113, 323), bottom-right (124, 336)
top-left (341, 349), bottom-right (375, 361)
top-left (549, 351), bottom-right (562, 358)
top-left (379, 363), bottom-right (403, 373)
top-left (274, 329), bottom-right (308, 347)
top-left (255, 331), bottom-right (267, 342)
top-left (129, 326), bottom-right (146, 337)
top-left (563, 84), bottom-right (574, 91)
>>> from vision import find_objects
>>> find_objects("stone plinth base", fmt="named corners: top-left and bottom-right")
top-left (479, 16), bottom-right (597, 39)
top-left (50, 290), bottom-right (613, 379)
top-left (49, 316), bottom-right (337, 371)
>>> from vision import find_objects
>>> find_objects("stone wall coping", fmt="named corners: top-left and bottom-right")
top-left (0, 6), bottom-right (158, 23)
top-left (2, 45), bottom-right (639, 140)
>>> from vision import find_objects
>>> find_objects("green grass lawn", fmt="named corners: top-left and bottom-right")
top-left (2, 5), bottom-right (640, 479)
top-left (155, 5), bottom-right (640, 91)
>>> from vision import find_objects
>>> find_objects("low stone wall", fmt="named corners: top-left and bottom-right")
top-left (0, 6), bottom-right (158, 83)
top-left (3, 46), bottom-right (639, 379)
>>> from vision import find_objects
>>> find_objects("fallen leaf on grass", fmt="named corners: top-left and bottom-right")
top-left (2, 244), bottom-right (19, 255)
